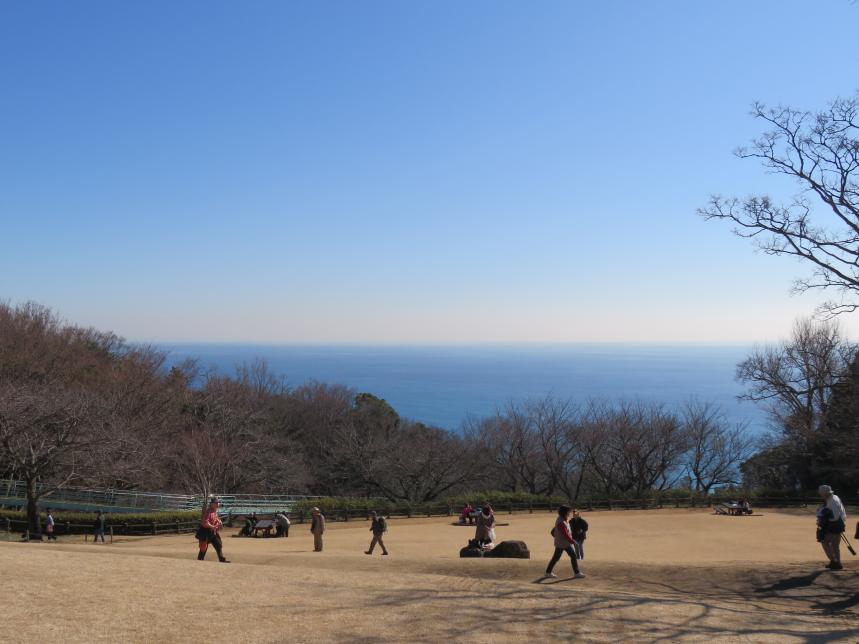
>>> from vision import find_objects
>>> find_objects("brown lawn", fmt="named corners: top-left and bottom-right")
top-left (2, 508), bottom-right (858, 642)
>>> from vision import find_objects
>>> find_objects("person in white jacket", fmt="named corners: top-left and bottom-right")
top-left (818, 485), bottom-right (847, 570)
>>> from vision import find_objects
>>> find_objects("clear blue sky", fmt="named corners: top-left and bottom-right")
top-left (2, 1), bottom-right (858, 343)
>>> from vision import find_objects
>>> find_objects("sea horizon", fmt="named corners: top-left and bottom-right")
top-left (159, 342), bottom-right (769, 435)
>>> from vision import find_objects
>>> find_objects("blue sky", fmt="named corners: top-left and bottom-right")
top-left (2, 1), bottom-right (858, 343)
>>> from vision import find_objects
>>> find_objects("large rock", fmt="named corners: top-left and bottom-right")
top-left (484, 540), bottom-right (530, 559)
top-left (459, 546), bottom-right (484, 558)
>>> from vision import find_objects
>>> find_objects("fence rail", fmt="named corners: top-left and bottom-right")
top-left (0, 479), bottom-right (321, 514)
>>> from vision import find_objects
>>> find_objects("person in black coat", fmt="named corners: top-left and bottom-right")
top-left (569, 509), bottom-right (588, 560)
top-left (92, 511), bottom-right (106, 543)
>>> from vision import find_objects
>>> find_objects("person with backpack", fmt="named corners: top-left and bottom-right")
top-left (569, 509), bottom-right (588, 560)
top-left (817, 484), bottom-right (847, 570)
top-left (365, 511), bottom-right (389, 555)
top-left (545, 505), bottom-right (585, 579)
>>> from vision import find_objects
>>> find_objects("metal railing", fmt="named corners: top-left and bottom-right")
top-left (0, 479), bottom-right (321, 514)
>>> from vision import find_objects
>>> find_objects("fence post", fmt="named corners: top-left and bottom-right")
top-left (176, 520), bottom-right (180, 534)
top-left (110, 526), bottom-right (114, 543)
top-left (152, 522), bottom-right (157, 536)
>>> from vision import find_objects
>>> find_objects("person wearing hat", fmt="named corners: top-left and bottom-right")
top-left (817, 485), bottom-right (847, 570)
top-left (310, 507), bottom-right (325, 552)
top-left (197, 497), bottom-right (229, 563)
top-left (365, 511), bottom-right (389, 555)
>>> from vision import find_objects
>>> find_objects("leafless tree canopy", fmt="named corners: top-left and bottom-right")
top-left (0, 301), bottom-right (776, 523)
top-left (737, 318), bottom-right (859, 492)
top-left (700, 92), bottom-right (859, 317)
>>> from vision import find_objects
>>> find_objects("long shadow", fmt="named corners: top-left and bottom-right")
top-left (754, 570), bottom-right (825, 593)
top-left (360, 581), bottom-right (859, 643)
top-left (813, 592), bottom-right (859, 614)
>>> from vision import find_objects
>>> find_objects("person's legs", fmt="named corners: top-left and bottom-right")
top-left (563, 546), bottom-right (581, 574)
top-left (377, 535), bottom-right (388, 555)
top-left (823, 532), bottom-right (842, 567)
top-left (545, 547), bottom-right (564, 575)
top-left (573, 540), bottom-right (584, 560)
top-left (366, 534), bottom-right (379, 554)
top-left (197, 539), bottom-right (208, 560)
top-left (284, 524), bottom-right (289, 537)
top-left (314, 533), bottom-right (323, 551)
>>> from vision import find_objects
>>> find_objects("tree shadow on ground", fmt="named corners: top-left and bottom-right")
top-left (361, 580), bottom-right (859, 643)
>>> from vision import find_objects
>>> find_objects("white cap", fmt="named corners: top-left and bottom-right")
top-left (818, 484), bottom-right (833, 495)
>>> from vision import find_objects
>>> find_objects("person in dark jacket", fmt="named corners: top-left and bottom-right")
top-left (365, 511), bottom-right (389, 555)
top-left (545, 505), bottom-right (585, 579)
top-left (92, 511), bottom-right (106, 543)
top-left (569, 509), bottom-right (588, 560)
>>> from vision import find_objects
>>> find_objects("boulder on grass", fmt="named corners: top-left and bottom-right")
top-left (459, 546), bottom-right (484, 558)
top-left (484, 540), bottom-right (530, 559)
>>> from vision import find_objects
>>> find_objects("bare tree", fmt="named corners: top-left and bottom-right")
top-left (681, 401), bottom-right (754, 493)
top-left (586, 401), bottom-right (688, 497)
top-left (369, 422), bottom-right (475, 503)
top-left (0, 384), bottom-right (99, 533)
top-left (737, 318), bottom-right (854, 489)
top-left (700, 92), bottom-right (859, 317)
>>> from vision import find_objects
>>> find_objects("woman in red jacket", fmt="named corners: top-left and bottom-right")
top-left (545, 505), bottom-right (584, 579)
top-left (197, 497), bottom-right (229, 563)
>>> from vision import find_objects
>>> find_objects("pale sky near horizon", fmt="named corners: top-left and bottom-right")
top-left (2, 1), bottom-right (859, 344)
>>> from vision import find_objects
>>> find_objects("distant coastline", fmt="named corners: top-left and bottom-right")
top-left (160, 343), bottom-right (767, 434)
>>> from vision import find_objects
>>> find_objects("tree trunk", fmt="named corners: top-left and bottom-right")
top-left (26, 478), bottom-right (41, 536)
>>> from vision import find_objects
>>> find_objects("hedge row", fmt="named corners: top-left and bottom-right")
top-left (290, 491), bottom-right (569, 518)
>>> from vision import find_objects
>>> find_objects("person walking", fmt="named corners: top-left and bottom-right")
top-left (45, 509), bottom-right (57, 541)
top-left (545, 505), bottom-right (585, 579)
top-left (569, 509), bottom-right (589, 560)
top-left (196, 497), bottom-right (229, 563)
top-left (818, 484), bottom-right (847, 570)
top-left (365, 511), bottom-right (389, 555)
top-left (92, 511), bottom-right (106, 544)
top-left (311, 507), bottom-right (325, 552)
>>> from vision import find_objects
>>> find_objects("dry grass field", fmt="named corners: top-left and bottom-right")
top-left (2, 508), bottom-right (858, 642)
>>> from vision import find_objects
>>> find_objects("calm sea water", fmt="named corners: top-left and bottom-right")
top-left (160, 344), bottom-right (768, 434)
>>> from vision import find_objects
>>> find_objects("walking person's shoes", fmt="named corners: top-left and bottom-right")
top-left (830, 562), bottom-right (844, 570)
top-left (382, 552), bottom-right (389, 555)
top-left (545, 572), bottom-right (557, 578)
top-left (365, 550), bottom-right (372, 555)
top-left (574, 572), bottom-right (586, 578)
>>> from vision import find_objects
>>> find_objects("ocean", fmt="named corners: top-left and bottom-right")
top-left (160, 343), bottom-right (770, 435)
